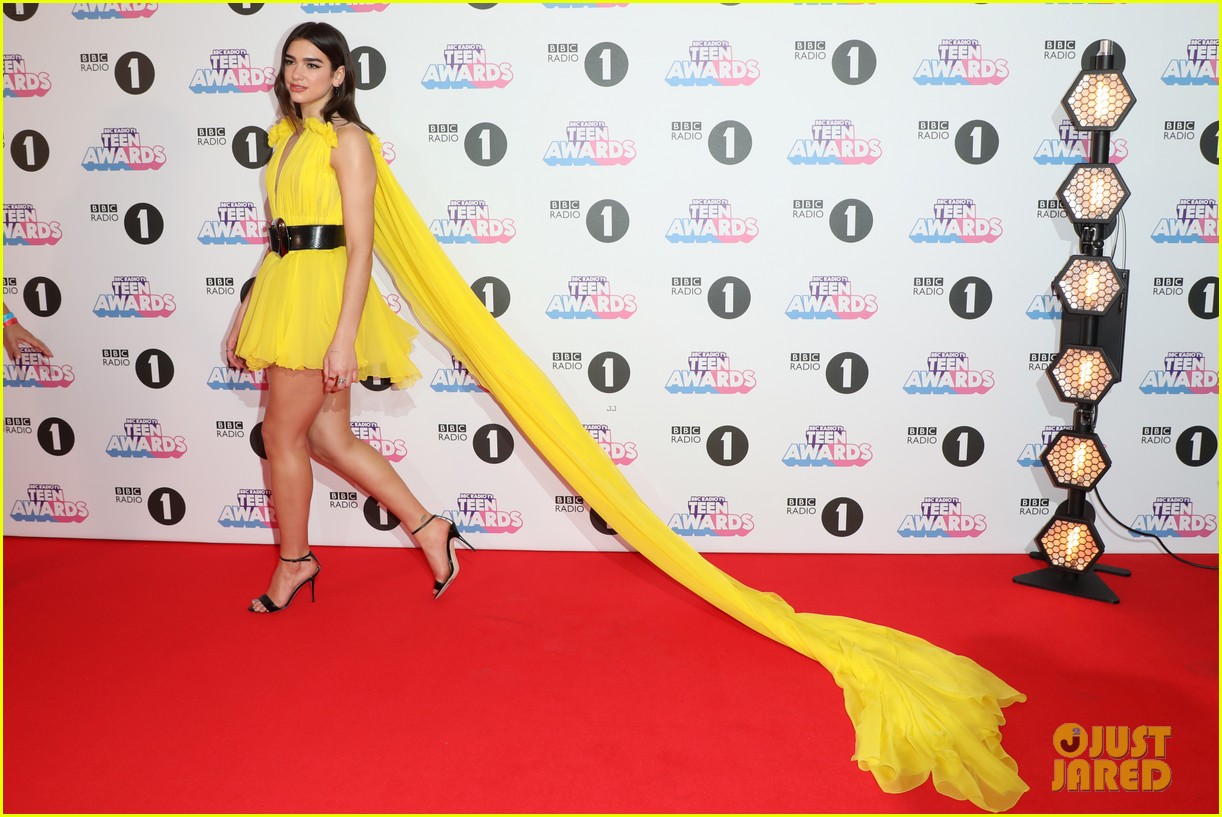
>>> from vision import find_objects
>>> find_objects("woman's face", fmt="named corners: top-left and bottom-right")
top-left (283, 38), bottom-right (344, 116)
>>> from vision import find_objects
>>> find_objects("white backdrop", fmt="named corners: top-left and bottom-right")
top-left (3, 2), bottom-right (1217, 556)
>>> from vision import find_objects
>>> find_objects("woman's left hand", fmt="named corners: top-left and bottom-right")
top-left (323, 343), bottom-right (358, 393)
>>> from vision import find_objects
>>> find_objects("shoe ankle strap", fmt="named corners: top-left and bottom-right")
top-left (411, 514), bottom-right (440, 535)
top-left (280, 551), bottom-right (314, 563)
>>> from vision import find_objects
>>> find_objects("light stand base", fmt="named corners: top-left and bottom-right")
top-left (1013, 563), bottom-right (1120, 603)
top-left (1026, 549), bottom-right (1131, 577)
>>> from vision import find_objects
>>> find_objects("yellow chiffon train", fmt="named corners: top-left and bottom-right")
top-left (364, 133), bottom-right (1029, 812)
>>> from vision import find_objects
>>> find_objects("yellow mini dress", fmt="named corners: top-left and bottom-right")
top-left (236, 117), bottom-right (421, 387)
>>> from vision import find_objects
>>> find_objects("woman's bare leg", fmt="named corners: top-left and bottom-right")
top-left (306, 385), bottom-right (455, 584)
top-left (249, 366), bottom-right (326, 612)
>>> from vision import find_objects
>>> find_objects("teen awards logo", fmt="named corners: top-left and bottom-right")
top-left (430, 200), bottom-right (516, 244)
top-left (188, 49), bottom-right (275, 94)
top-left (666, 40), bottom-right (759, 86)
top-left (898, 496), bottom-right (987, 538)
top-left (782, 425), bottom-right (873, 467)
top-left (4, 54), bottom-right (51, 96)
top-left (1140, 352), bottom-right (1218, 394)
top-left (1129, 497), bottom-right (1217, 538)
top-left (666, 198), bottom-right (758, 243)
top-left (218, 488), bottom-right (276, 528)
top-left (4, 204), bottom-right (61, 246)
top-left (1151, 198), bottom-right (1217, 243)
top-left (1017, 425), bottom-right (1070, 467)
top-left (302, 2), bottom-right (390, 11)
top-left (785, 276), bottom-right (878, 320)
top-left (81, 127), bottom-right (166, 171)
top-left (668, 495), bottom-right (754, 537)
top-left (93, 276), bottom-right (176, 318)
top-left (1162, 38), bottom-right (1217, 85)
top-left (904, 352), bottom-right (995, 395)
top-left (105, 417), bottom-right (187, 458)
top-left (1052, 723), bottom-right (1172, 792)
top-left (914, 39), bottom-right (1009, 85)
top-left (71, 4), bottom-right (158, 19)
top-left (430, 355), bottom-right (485, 393)
top-left (1026, 285), bottom-right (1062, 320)
top-left (10, 484), bottom-right (89, 523)
top-left (1034, 119), bottom-right (1129, 164)
top-left (543, 121), bottom-right (636, 166)
top-left (207, 366), bottom-right (268, 390)
top-left (585, 423), bottom-right (637, 465)
top-left (910, 198), bottom-right (1002, 243)
top-left (446, 492), bottom-right (523, 534)
top-left (351, 421), bottom-right (408, 462)
top-left (787, 119), bottom-right (882, 165)
top-left (4, 347), bottom-right (75, 388)
top-left (198, 201), bottom-right (267, 245)
top-left (545, 276), bottom-right (637, 319)
top-left (665, 351), bottom-right (757, 395)
top-left (421, 44), bottom-right (514, 89)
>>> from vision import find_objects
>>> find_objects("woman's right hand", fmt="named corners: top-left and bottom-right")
top-left (224, 323), bottom-right (246, 369)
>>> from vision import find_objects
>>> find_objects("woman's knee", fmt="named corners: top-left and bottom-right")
top-left (306, 419), bottom-right (353, 465)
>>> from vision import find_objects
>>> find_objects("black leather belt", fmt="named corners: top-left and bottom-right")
top-left (267, 218), bottom-right (346, 257)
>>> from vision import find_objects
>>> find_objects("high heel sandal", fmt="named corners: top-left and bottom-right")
top-left (248, 551), bottom-right (321, 613)
top-left (411, 514), bottom-right (475, 600)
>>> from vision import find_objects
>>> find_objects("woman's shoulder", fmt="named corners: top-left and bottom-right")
top-left (330, 118), bottom-right (382, 154)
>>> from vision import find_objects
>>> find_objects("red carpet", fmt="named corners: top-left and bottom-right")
top-left (3, 536), bottom-right (1217, 813)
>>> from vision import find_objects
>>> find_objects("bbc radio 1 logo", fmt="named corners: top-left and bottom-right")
top-left (1162, 38), bottom-right (1217, 85)
top-left (1140, 352), bottom-right (1218, 394)
top-left (543, 121), bottom-right (636, 166)
top-left (71, 4), bottom-right (158, 19)
top-left (914, 39), bottom-right (1009, 85)
top-left (4, 347), bottom-right (74, 388)
top-left (1130, 496), bottom-right (1217, 538)
top-left (667, 199), bottom-right (758, 243)
top-left (198, 201), bottom-right (266, 245)
top-left (431, 355), bottom-right (485, 393)
top-left (82, 127), bottom-right (166, 171)
top-left (430, 200), bottom-right (516, 244)
top-left (546, 276), bottom-right (637, 319)
top-left (10, 484), bottom-right (89, 524)
top-left (668, 495), bottom-right (754, 537)
top-left (445, 493), bottom-right (523, 534)
top-left (1152, 198), bottom-right (1217, 243)
top-left (4, 204), bottom-right (61, 246)
top-left (218, 488), bottom-right (276, 528)
top-left (898, 496), bottom-right (987, 538)
top-left (788, 119), bottom-right (882, 165)
top-left (1017, 425), bottom-right (1071, 467)
top-left (421, 44), bottom-right (513, 89)
top-left (585, 423), bottom-right (637, 465)
top-left (666, 351), bottom-right (757, 395)
top-left (786, 276), bottom-right (878, 320)
top-left (782, 425), bottom-right (872, 467)
top-left (4, 53), bottom-right (51, 96)
top-left (93, 276), bottom-right (176, 318)
top-left (351, 420), bottom-right (407, 461)
top-left (910, 198), bottom-right (1002, 243)
top-left (904, 352), bottom-right (995, 395)
top-left (301, 3), bottom-right (390, 12)
top-left (1035, 120), bottom-right (1128, 164)
top-left (207, 365), bottom-right (267, 390)
top-left (189, 49), bottom-right (274, 93)
top-left (105, 417), bottom-right (187, 459)
top-left (666, 40), bottom-right (759, 86)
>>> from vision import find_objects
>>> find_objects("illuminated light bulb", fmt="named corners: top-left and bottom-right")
top-left (1078, 357), bottom-right (1094, 387)
top-left (1072, 442), bottom-right (1087, 477)
top-left (1067, 525), bottom-right (1081, 559)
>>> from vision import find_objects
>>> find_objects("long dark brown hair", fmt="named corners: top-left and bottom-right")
top-left (273, 22), bottom-right (372, 134)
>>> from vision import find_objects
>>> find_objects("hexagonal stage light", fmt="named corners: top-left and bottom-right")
top-left (1057, 163), bottom-right (1130, 225)
top-left (1063, 69), bottom-right (1136, 131)
top-left (1041, 431), bottom-right (1112, 491)
top-left (1054, 255), bottom-right (1123, 315)
top-left (1037, 516), bottom-right (1105, 573)
top-left (1048, 345), bottom-right (1118, 404)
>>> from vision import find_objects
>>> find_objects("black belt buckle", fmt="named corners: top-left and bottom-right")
top-left (269, 218), bottom-right (290, 258)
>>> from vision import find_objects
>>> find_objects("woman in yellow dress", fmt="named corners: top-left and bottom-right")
top-left (228, 21), bottom-right (1027, 811)
top-left (225, 22), bottom-right (468, 613)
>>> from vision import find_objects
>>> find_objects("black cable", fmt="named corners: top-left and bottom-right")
top-left (1093, 487), bottom-right (1218, 570)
